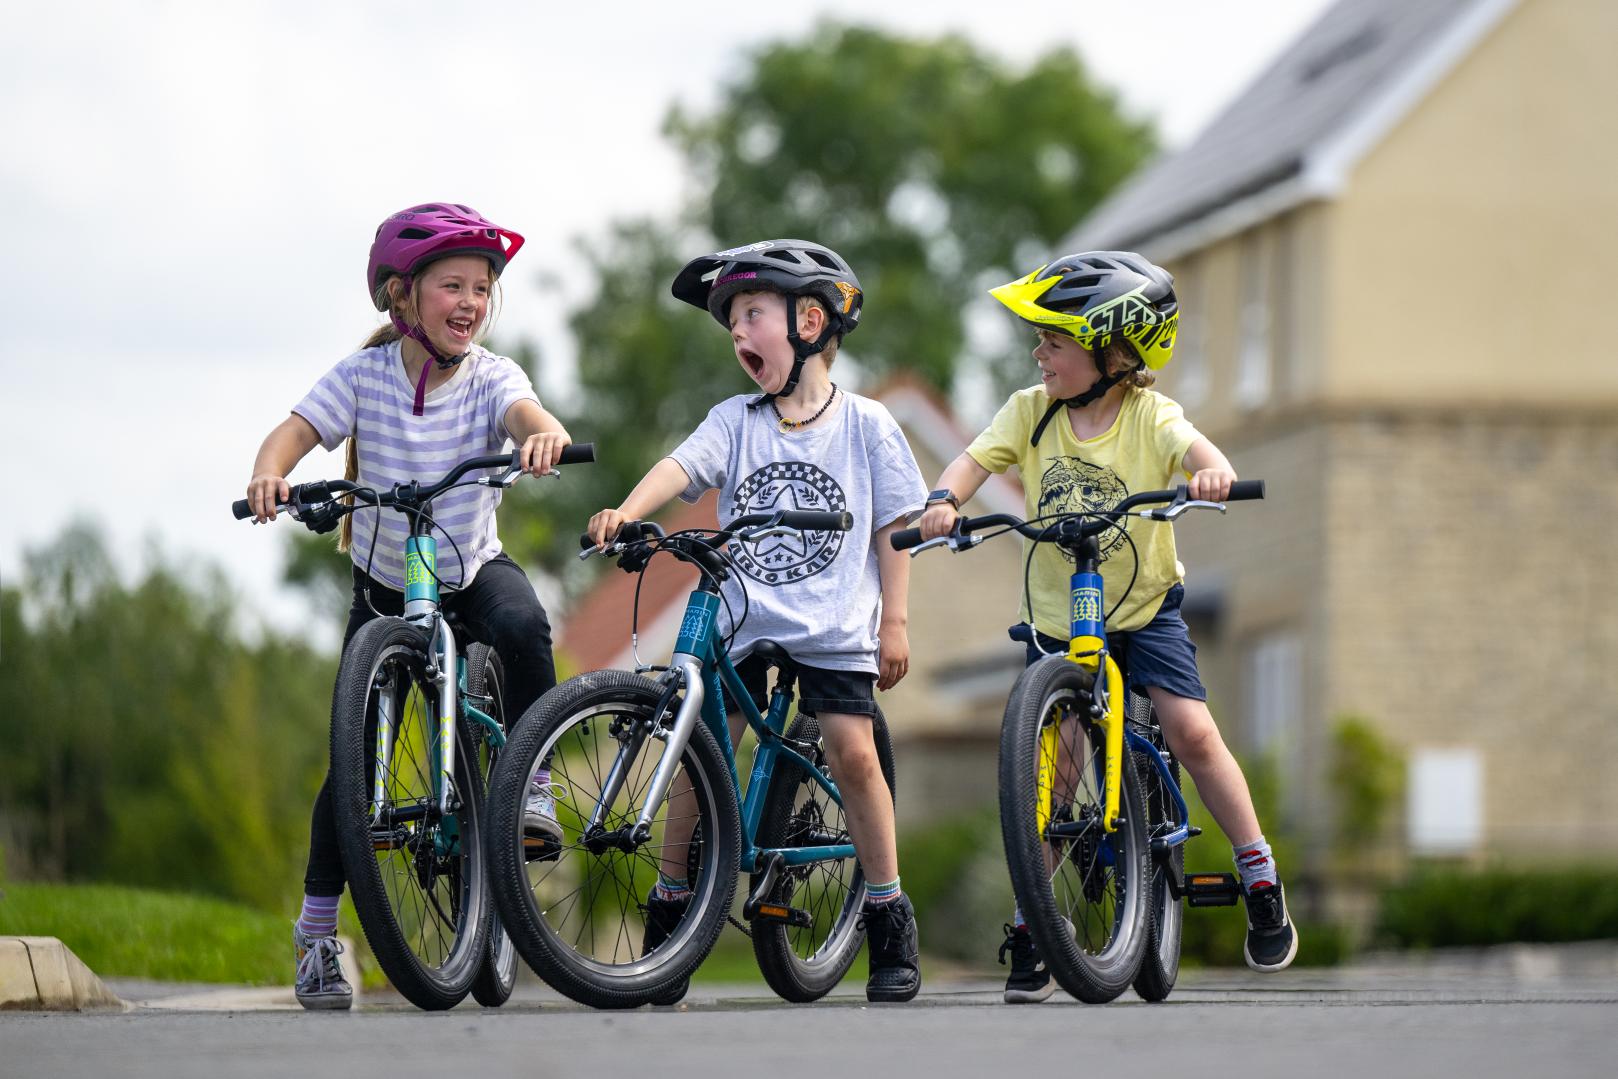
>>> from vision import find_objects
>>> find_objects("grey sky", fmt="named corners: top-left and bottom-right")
top-left (0, 0), bottom-right (1332, 635)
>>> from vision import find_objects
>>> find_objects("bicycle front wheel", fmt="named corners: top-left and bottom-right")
top-left (330, 617), bottom-right (490, 1011)
top-left (750, 707), bottom-right (896, 1002)
top-left (485, 670), bottom-right (740, 1009)
top-left (463, 642), bottom-right (519, 1008)
top-left (999, 655), bottom-right (1149, 1003)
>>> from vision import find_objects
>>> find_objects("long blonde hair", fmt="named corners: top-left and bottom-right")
top-left (336, 266), bottom-right (502, 552)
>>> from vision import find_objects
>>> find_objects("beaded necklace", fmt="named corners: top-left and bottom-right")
top-left (770, 383), bottom-right (838, 433)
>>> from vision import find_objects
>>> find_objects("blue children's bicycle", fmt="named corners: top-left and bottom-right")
top-left (895, 480), bottom-right (1262, 1002)
top-left (232, 444), bottom-right (594, 1010)
top-left (484, 509), bottom-right (894, 1008)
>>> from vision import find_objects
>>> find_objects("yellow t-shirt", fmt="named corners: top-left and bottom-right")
top-left (965, 386), bottom-right (1201, 636)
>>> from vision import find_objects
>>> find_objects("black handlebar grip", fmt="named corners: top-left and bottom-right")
top-left (558, 443), bottom-right (595, 466)
top-left (890, 526), bottom-right (924, 551)
top-left (1226, 479), bottom-right (1265, 501)
top-left (579, 532), bottom-right (598, 551)
top-left (779, 510), bottom-right (853, 532)
top-left (232, 498), bottom-right (252, 520)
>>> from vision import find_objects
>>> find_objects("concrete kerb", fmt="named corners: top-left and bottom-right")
top-left (0, 936), bottom-right (129, 1012)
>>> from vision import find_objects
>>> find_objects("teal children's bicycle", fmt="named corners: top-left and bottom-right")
top-left (232, 444), bottom-right (594, 1010)
top-left (894, 480), bottom-right (1262, 1003)
top-left (485, 509), bottom-right (894, 1008)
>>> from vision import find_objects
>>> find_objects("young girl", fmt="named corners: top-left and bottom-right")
top-left (919, 250), bottom-right (1297, 1002)
top-left (244, 203), bottom-right (572, 1009)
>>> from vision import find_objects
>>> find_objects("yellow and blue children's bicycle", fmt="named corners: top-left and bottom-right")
top-left (894, 480), bottom-right (1263, 1003)
top-left (232, 444), bottom-right (594, 1010)
top-left (484, 509), bottom-right (894, 1008)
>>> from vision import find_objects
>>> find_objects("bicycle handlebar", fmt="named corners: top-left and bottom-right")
top-left (233, 442), bottom-right (596, 521)
top-left (577, 508), bottom-right (854, 559)
top-left (889, 479), bottom-right (1265, 551)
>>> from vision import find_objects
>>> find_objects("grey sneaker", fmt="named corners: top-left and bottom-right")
top-left (523, 780), bottom-right (566, 857)
top-left (293, 926), bottom-right (353, 1011)
top-left (1243, 882), bottom-right (1299, 972)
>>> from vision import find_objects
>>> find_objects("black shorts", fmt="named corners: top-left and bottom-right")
top-left (723, 652), bottom-right (877, 718)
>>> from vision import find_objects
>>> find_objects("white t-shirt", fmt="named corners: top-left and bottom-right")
top-left (669, 391), bottom-right (928, 673)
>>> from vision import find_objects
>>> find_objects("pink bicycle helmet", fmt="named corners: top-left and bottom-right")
top-left (367, 202), bottom-right (525, 311)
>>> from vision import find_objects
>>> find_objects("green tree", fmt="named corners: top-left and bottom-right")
top-left (0, 523), bottom-right (333, 911)
top-left (503, 23), bottom-right (1154, 576)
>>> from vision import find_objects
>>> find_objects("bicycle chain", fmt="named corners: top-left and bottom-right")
top-left (727, 913), bottom-right (752, 938)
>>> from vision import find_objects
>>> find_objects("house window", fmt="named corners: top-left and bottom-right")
top-left (1170, 257), bottom-right (1208, 408)
top-left (1245, 629), bottom-right (1301, 757)
top-left (1235, 231), bottom-right (1271, 409)
top-left (1407, 747), bottom-right (1484, 855)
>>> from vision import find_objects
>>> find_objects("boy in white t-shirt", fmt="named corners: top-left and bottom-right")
top-left (587, 239), bottom-right (928, 1002)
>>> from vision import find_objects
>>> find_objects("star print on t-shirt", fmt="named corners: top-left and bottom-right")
top-left (730, 461), bottom-right (849, 585)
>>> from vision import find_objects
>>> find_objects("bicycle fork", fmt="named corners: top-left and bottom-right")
top-left (583, 655), bottom-right (704, 848)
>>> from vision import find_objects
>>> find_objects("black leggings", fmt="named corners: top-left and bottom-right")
top-left (303, 553), bottom-right (556, 897)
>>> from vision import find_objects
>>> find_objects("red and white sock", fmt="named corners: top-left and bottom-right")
top-left (1233, 836), bottom-right (1278, 891)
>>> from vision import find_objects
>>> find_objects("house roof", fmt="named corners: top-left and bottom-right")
top-left (1069, 0), bottom-right (1518, 258)
top-left (556, 376), bottom-right (1024, 671)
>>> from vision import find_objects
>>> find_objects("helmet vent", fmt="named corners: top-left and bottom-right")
top-left (807, 251), bottom-right (841, 269)
top-left (763, 249), bottom-right (798, 263)
top-left (1071, 274), bottom-right (1103, 289)
top-left (398, 227), bottom-right (434, 240)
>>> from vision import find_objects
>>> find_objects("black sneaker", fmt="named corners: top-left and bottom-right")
top-left (998, 924), bottom-right (1055, 1003)
top-left (1243, 882), bottom-right (1298, 972)
top-left (642, 890), bottom-right (693, 1005)
top-left (861, 895), bottom-right (921, 1002)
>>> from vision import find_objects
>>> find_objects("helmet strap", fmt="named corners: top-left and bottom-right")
top-left (746, 291), bottom-right (828, 410)
top-left (1029, 368), bottom-right (1126, 447)
top-left (391, 273), bottom-right (469, 416)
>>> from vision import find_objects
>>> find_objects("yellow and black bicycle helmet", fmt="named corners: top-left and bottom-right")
top-left (990, 251), bottom-right (1180, 444)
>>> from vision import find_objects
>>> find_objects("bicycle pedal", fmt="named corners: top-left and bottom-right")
top-left (1183, 871), bottom-right (1241, 907)
top-left (371, 827), bottom-right (409, 851)
top-left (522, 837), bottom-right (561, 863)
top-left (748, 902), bottom-right (813, 929)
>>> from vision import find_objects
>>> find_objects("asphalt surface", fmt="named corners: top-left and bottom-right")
top-left (4, 947), bottom-right (1616, 1079)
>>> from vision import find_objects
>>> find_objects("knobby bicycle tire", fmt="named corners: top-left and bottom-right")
top-left (330, 617), bottom-right (490, 1010)
top-left (485, 669), bottom-right (741, 1009)
top-left (1129, 693), bottom-right (1183, 1003)
top-left (999, 655), bottom-right (1149, 1003)
top-left (465, 643), bottom-right (519, 1008)
top-left (750, 707), bottom-right (897, 1002)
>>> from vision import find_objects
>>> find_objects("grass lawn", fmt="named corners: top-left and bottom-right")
top-left (0, 882), bottom-right (294, 986)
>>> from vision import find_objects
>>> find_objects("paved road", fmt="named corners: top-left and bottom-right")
top-left (5, 959), bottom-right (1616, 1079)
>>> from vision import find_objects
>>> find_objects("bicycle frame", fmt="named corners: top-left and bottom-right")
top-left (1042, 532), bottom-right (1187, 853)
top-left (595, 580), bottom-right (858, 873)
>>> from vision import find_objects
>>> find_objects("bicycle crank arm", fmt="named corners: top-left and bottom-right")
top-left (742, 852), bottom-right (786, 919)
top-left (630, 655), bottom-right (705, 843)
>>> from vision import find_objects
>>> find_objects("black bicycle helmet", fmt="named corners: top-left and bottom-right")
top-left (671, 239), bottom-right (863, 405)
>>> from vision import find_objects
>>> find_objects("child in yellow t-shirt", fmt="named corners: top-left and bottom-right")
top-left (919, 251), bottom-right (1296, 1001)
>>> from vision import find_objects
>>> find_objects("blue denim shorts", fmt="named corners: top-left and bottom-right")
top-left (1015, 583), bottom-right (1207, 702)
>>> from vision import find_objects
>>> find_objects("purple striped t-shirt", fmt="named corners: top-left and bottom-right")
top-left (292, 339), bottom-right (539, 591)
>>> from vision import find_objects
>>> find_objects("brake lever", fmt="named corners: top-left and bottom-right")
top-left (1147, 499), bottom-right (1227, 522)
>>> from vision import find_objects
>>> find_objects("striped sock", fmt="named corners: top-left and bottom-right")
top-left (654, 873), bottom-right (692, 902)
top-left (529, 766), bottom-right (552, 791)
top-left (1233, 836), bottom-right (1279, 891)
top-left (297, 894), bottom-right (341, 939)
top-left (1012, 905), bottom-right (1026, 930)
top-left (865, 877), bottom-right (902, 907)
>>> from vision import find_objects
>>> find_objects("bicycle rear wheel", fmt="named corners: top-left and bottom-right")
top-left (330, 617), bottom-right (490, 1010)
top-left (999, 655), bottom-right (1149, 1003)
top-left (485, 670), bottom-right (740, 1009)
top-left (1129, 694), bottom-right (1183, 1003)
top-left (464, 643), bottom-right (518, 1008)
top-left (750, 708), bottom-right (896, 1002)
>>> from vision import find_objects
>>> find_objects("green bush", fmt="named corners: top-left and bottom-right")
top-left (1377, 865), bottom-right (1618, 948)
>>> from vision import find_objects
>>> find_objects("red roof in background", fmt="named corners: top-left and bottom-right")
top-left (557, 491), bottom-right (718, 672)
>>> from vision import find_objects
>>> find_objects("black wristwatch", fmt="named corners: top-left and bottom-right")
top-left (925, 488), bottom-right (960, 510)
